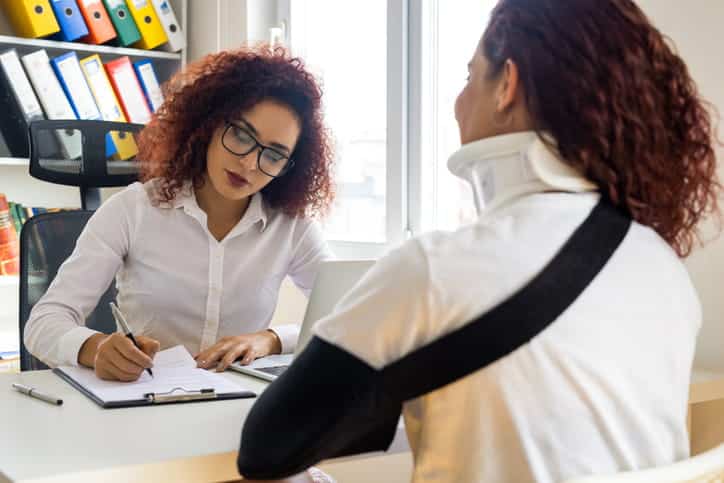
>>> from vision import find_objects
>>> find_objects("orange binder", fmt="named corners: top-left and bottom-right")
top-left (77, 0), bottom-right (116, 44)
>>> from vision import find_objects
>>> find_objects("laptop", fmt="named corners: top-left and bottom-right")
top-left (229, 259), bottom-right (375, 381)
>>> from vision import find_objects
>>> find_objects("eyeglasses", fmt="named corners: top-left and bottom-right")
top-left (221, 121), bottom-right (295, 178)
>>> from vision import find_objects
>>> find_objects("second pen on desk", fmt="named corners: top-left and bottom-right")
top-left (109, 302), bottom-right (154, 378)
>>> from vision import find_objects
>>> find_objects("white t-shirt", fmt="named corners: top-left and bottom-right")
top-left (24, 180), bottom-right (332, 367)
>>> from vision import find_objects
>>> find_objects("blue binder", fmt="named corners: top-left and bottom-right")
top-left (133, 59), bottom-right (164, 112)
top-left (50, 52), bottom-right (115, 157)
top-left (49, 0), bottom-right (89, 42)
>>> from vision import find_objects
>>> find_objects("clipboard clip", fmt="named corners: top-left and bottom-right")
top-left (144, 387), bottom-right (217, 404)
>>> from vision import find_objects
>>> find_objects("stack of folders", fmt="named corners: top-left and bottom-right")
top-left (0, 0), bottom-right (185, 51)
top-left (0, 193), bottom-right (18, 276)
top-left (0, 192), bottom-right (73, 276)
top-left (0, 47), bottom-right (164, 158)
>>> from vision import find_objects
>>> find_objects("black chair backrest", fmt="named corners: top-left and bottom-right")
top-left (19, 211), bottom-right (118, 371)
top-left (20, 119), bottom-right (144, 370)
top-left (29, 119), bottom-right (144, 210)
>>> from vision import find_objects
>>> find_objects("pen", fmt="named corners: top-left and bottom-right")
top-left (12, 383), bottom-right (63, 405)
top-left (109, 302), bottom-right (154, 378)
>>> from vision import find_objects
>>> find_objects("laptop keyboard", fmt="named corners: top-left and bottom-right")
top-left (256, 365), bottom-right (288, 376)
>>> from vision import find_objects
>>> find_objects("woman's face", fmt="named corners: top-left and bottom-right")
top-left (455, 44), bottom-right (501, 144)
top-left (205, 99), bottom-right (302, 202)
top-left (455, 39), bottom-right (527, 144)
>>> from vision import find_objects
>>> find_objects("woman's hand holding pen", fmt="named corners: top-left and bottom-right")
top-left (78, 333), bottom-right (160, 382)
top-left (194, 330), bottom-right (282, 372)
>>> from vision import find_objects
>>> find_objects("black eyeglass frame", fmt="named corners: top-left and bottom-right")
top-left (220, 121), bottom-right (295, 178)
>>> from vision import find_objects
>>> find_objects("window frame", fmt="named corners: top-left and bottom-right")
top-left (278, 0), bottom-right (429, 259)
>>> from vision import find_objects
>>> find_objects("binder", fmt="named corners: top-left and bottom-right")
top-left (0, 0), bottom-right (60, 38)
top-left (21, 49), bottom-right (82, 160)
top-left (104, 56), bottom-right (151, 124)
top-left (77, 0), bottom-right (116, 44)
top-left (50, 52), bottom-right (116, 157)
top-left (102, 0), bottom-right (140, 47)
top-left (49, 0), bottom-right (90, 42)
top-left (53, 345), bottom-right (255, 409)
top-left (0, 49), bottom-right (58, 158)
top-left (151, 0), bottom-right (184, 52)
top-left (50, 52), bottom-right (100, 121)
top-left (133, 59), bottom-right (163, 112)
top-left (125, 0), bottom-right (168, 50)
top-left (80, 54), bottom-right (137, 159)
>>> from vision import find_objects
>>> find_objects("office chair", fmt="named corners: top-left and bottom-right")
top-left (562, 443), bottom-right (724, 483)
top-left (19, 120), bottom-right (143, 370)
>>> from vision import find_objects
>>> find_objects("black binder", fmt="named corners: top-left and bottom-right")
top-left (54, 367), bottom-right (256, 409)
top-left (0, 48), bottom-right (59, 158)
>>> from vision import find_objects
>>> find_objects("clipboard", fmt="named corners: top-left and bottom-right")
top-left (52, 345), bottom-right (256, 409)
top-left (54, 368), bottom-right (255, 408)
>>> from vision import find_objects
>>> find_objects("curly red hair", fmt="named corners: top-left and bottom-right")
top-left (483, 0), bottom-right (720, 257)
top-left (137, 46), bottom-right (334, 218)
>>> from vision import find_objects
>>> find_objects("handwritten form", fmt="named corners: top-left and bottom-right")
top-left (58, 345), bottom-right (250, 404)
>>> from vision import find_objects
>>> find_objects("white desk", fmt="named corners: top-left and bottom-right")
top-left (0, 369), bottom-right (409, 482)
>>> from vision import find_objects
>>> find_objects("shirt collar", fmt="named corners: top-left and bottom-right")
top-left (153, 180), bottom-right (269, 233)
top-left (447, 131), bottom-right (597, 216)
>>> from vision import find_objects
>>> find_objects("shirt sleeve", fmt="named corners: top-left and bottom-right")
top-left (267, 324), bottom-right (299, 355)
top-left (276, 220), bottom-right (334, 354)
top-left (22, 187), bottom-right (138, 367)
top-left (237, 239), bottom-right (433, 478)
top-left (287, 219), bottom-right (334, 297)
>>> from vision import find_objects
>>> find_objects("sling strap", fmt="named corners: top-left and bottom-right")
top-left (238, 199), bottom-right (632, 479)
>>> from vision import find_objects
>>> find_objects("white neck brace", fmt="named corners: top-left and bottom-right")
top-left (447, 131), bottom-right (597, 215)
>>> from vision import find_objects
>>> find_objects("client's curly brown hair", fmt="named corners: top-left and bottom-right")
top-left (484, 0), bottom-right (720, 256)
top-left (137, 46), bottom-right (334, 218)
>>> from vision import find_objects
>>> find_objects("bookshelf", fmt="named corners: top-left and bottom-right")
top-left (0, 0), bottom-right (188, 208)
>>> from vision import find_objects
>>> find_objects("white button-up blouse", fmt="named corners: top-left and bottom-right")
top-left (24, 180), bottom-right (333, 367)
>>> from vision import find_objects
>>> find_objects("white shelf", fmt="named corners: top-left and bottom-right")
top-left (0, 34), bottom-right (181, 61)
top-left (0, 158), bottom-right (138, 172)
top-left (0, 275), bottom-right (18, 288)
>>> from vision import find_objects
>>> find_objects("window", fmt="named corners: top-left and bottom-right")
top-left (285, 0), bottom-right (389, 244)
top-left (279, 1), bottom-right (495, 255)
top-left (417, 1), bottom-right (495, 232)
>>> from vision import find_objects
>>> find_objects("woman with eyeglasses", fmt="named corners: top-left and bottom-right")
top-left (24, 47), bottom-right (335, 385)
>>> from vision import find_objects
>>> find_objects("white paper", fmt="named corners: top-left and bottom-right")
top-left (58, 345), bottom-right (249, 403)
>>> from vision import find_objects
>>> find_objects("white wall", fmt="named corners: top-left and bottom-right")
top-left (635, 1), bottom-right (724, 370)
top-left (187, 0), bottom-right (278, 62)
